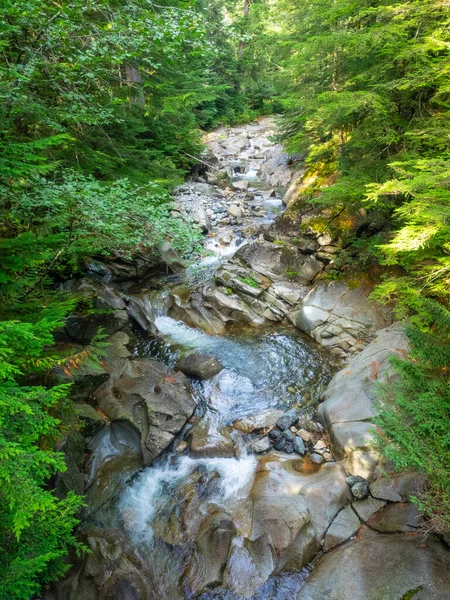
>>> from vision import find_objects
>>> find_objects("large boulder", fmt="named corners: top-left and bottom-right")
top-left (93, 344), bottom-right (196, 464)
top-left (318, 324), bottom-right (409, 479)
top-left (288, 281), bottom-right (392, 358)
top-left (297, 527), bottom-right (450, 600)
top-left (175, 353), bottom-right (223, 380)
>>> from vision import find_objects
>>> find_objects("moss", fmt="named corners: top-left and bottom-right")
top-left (239, 277), bottom-right (260, 289)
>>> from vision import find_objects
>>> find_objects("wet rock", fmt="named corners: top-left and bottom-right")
top-left (126, 293), bottom-right (157, 333)
top-left (65, 307), bottom-right (128, 345)
top-left (282, 429), bottom-right (295, 442)
top-left (324, 506), bottom-right (360, 551)
top-left (293, 436), bottom-right (306, 456)
top-left (310, 453), bottom-right (325, 465)
top-left (346, 475), bottom-right (366, 487)
top-left (189, 417), bottom-right (235, 458)
top-left (233, 409), bottom-right (284, 434)
top-left (350, 481), bottom-right (370, 500)
top-left (273, 436), bottom-right (287, 451)
top-left (93, 357), bottom-right (196, 465)
top-left (176, 440), bottom-right (188, 453)
top-left (276, 409), bottom-right (299, 431)
top-left (175, 353), bottom-right (223, 380)
top-left (160, 240), bottom-right (185, 273)
top-left (192, 206), bottom-right (211, 232)
top-left (187, 512), bottom-right (237, 594)
top-left (352, 497), bottom-right (386, 522)
top-left (268, 428), bottom-right (283, 441)
top-left (248, 435), bottom-right (272, 454)
top-left (84, 421), bottom-right (143, 515)
top-left (232, 180), bottom-right (249, 191)
top-left (297, 527), bottom-right (450, 600)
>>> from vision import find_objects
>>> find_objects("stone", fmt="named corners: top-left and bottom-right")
top-left (346, 475), bottom-right (366, 487)
top-left (175, 353), bottom-right (223, 380)
top-left (310, 453), bottom-right (325, 465)
top-left (192, 206), bottom-right (211, 232)
top-left (293, 436), bottom-right (306, 456)
top-left (233, 409), bottom-right (284, 434)
top-left (269, 428), bottom-right (283, 441)
top-left (248, 436), bottom-right (272, 454)
top-left (189, 417), bottom-right (235, 458)
top-left (324, 506), bottom-right (361, 550)
top-left (297, 429), bottom-right (315, 443)
top-left (352, 497), bottom-right (386, 522)
top-left (297, 528), bottom-right (450, 600)
top-left (314, 440), bottom-right (326, 451)
top-left (370, 477), bottom-right (403, 502)
top-left (232, 179), bottom-right (249, 191)
top-left (351, 481), bottom-right (369, 500)
top-left (282, 429), bottom-right (294, 441)
top-left (276, 409), bottom-right (299, 431)
top-left (288, 282), bottom-right (393, 356)
top-left (175, 441), bottom-right (188, 453)
top-left (273, 436), bottom-right (287, 451)
top-left (84, 421), bottom-right (144, 515)
top-left (227, 204), bottom-right (243, 218)
top-left (93, 357), bottom-right (196, 465)
top-left (126, 293), bottom-right (157, 333)
top-left (367, 502), bottom-right (423, 533)
top-left (330, 421), bottom-right (377, 460)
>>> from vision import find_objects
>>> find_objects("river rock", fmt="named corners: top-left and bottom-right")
top-left (352, 497), bottom-right (386, 522)
top-left (126, 293), bottom-right (157, 333)
top-left (297, 527), bottom-right (450, 600)
top-left (189, 417), bottom-right (235, 458)
top-left (293, 436), bottom-right (306, 456)
top-left (248, 435), bottom-right (272, 454)
top-left (93, 356), bottom-right (196, 465)
top-left (232, 180), bottom-right (249, 191)
top-left (175, 353), bottom-right (223, 380)
top-left (324, 506), bottom-right (360, 550)
top-left (233, 409), bottom-right (284, 433)
top-left (318, 324), bottom-right (409, 479)
top-left (310, 453), bottom-right (325, 465)
top-left (84, 421), bottom-right (143, 515)
top-left (369, 472), bottom-right (426, 503)
top-left (367, 502), bottom-right (423, 533)
top-left (288, 281), bottom-right (393, 356)
top-left (276, 409), bottom-right (299, 431)
top-left (350, 481), bottom-right (369, 500)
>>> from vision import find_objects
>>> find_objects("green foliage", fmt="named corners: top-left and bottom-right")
top-left (375, 300), bottom-right (450, 533)
top-left (0, 316), bottom-right (85, 599)
top-left (239, 276), bottom-right (260, 288)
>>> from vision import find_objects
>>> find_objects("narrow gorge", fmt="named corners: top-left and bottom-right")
top-left (44, 120), bottom-right (450, 600)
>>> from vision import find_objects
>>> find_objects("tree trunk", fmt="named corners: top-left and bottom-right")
top-left (125, 61), bottom-right (145, 109)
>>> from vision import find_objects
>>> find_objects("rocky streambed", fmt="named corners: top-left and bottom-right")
top-left (45, 119), bottom-right (450, 600)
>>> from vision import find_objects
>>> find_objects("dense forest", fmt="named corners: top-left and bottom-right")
top-left (0, 0), bottom-right (449, 598)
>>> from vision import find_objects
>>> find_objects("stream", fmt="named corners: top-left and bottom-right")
top-left (82, 119), bottom-right (335, 599)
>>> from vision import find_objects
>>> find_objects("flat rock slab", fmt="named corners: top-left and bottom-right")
top-left (352, 497), bottom-right (386, 522)
top-left (367, 502), bottom-right (423, 533)
top-left (297, 528), bottom-right (450, 600)
top-left (233, 409), bottom-right (284, 433)
top-left (324, 505), bottom-right (360, 550)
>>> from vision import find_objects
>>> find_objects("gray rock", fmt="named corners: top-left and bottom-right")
top-left (276, 409), bottom-right (299, 431)
top-left (189, 417), bottom-right (235, 458)
top-left (93, 357), bottom-right (196, 465)
top-left (282, 429), bottom-right (294, 441)
top-left (345, 475), bottom-right (366, 487)
top-left (297, 527), bottom-right (450, 600)
top-left (233, 409), bottom-right (285, 433)
top-left (175, 353), bottom-right (223, 380)
top-left (269, 428), bottom-right (283, 441)
top-left (273, 436), bottom-right (287, 451)
top-left (248, 435), bottom-right (272, 454)
top-left (310, 453), bottom-right (325, 465)
top-left (351, 481), bottom-right (369, 500)
top-left (352, 497), bottom-right (386, 522)
top-left (293, 436), bottom-right (306, 456)
top-left (367, 502), bottom-right (423, 532)
top-left (231, 180), bottom-right (249, 191)
top-left (227, 204), bottom-right (244, 218)
top-left (324, 506), bottom-right (361, 550)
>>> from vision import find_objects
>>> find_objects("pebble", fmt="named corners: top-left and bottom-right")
top-left (268, 428), bottom-right (282, 441)
top-left (176, 441), bottom-right (188, 453)
top-left (276, 409), bottom-right (299, 431)
top-left (297, 429), bottom-right (314, 443)
top-left (314, 440), bottom-right (327, 451)
top-left (293, 436), bottom-right (306, 456)
top-left (282, 429), bottom-right (294, 442)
